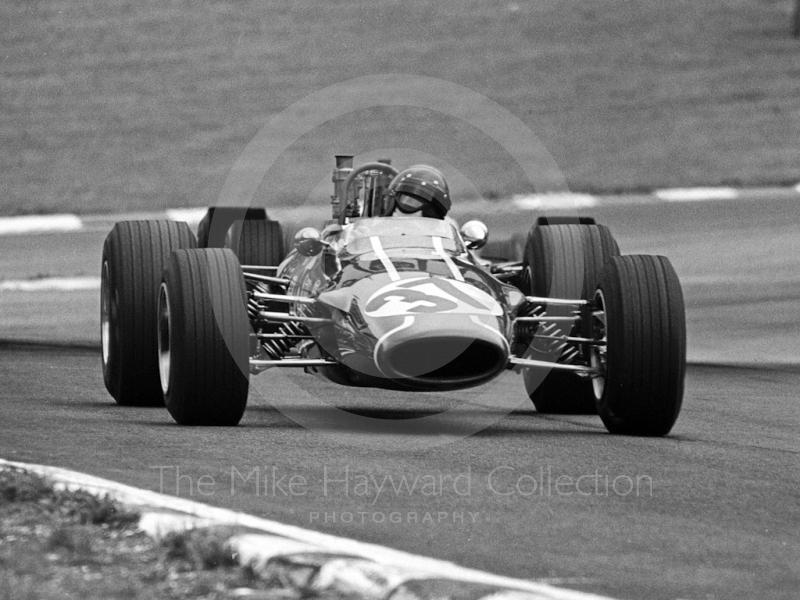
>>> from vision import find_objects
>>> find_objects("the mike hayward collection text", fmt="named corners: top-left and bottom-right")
top-left (151, 465), bottom-right (654, 501)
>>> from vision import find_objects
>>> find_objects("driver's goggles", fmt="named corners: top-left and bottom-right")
top-left (395, 193), bottom-right (425, 213)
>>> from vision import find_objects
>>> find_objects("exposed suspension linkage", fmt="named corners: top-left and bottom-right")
top-left (259, 321), bottom-right (309, 360)
top-left (512, 297), bottom-right (604, 375)
top-left (490, 263), bottom-right (523, 282)
top-left (242, 270), bottom-right (336, 372)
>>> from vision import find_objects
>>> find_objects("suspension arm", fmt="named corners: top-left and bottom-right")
top-left (257, 311), bottom-right (334, 324)
top-left (241, 265), bottom-right (279, 271)
top-left (525, 296), bottom-right (589, 306)
top-left (255, 333), bottom-right (315, 340)
top-left (534, 334), bottom-right (606, 346)
top-left (252, 291), bottom-right (317, 305)
top-left (514, 315), bottom-right (580, 323)
top-left (250, 358), bottom-right (338, 368)
top-left (243, 272), bottom-right (290, 286)
top-left (509, 357), bottom-right (600, 375)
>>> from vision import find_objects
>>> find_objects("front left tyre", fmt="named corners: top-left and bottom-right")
top-left (101, 220), bottom-right (196, 406)
top-left (158, 248), bottom-right (250, 426)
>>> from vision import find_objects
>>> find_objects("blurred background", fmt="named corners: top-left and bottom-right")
top-left (2, 0), bottom-right (800, 214)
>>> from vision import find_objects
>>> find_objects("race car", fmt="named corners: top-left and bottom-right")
top-left (100, 156), bottom-right (686, 436)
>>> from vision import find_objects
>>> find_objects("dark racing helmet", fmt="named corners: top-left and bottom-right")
top-left (384, 165), bottom-right (451, 219)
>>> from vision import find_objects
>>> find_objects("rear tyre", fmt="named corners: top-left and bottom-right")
top-left (196, 206), bottom-right (267, 248)
top-left (520, 224), bottom-right (619, 414)
top-left (591, 255), bottom-right (686, 436)
top-left (159, 248), bottom-right (250, 426)
top-left (230, 219), bottom-right (285, 266)
top-left (480, 233), bottom-right (526, 262)
top-left (101, 221), bottom-right (196, 406)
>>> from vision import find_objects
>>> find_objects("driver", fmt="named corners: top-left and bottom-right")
top-left (381, 165), bottom-right (451, 219)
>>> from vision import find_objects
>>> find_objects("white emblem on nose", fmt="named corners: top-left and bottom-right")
top-left (365, 276), bottom-right (502, 318)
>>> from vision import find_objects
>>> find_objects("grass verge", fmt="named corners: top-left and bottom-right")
top-left (0, 468), bottom-right (316, 600)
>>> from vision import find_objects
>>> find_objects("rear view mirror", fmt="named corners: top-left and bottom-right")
top-left (294, 227), bottom-right (325, 257)
top-left (460, 220), bottom-right (489, 250)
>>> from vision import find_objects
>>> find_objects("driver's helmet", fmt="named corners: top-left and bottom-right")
top-left (383, 165), bottom-right (451, 219)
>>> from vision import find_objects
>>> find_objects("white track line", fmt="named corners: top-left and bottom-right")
top-left (0, 459), bottom-right (614, 600)
top-left (654, 187), bottom-right (738, 202)
top-left (1, 186), bottom-right (800, 237)
top-left (165, 208), bottom-right (208, 224)
top-left (0, 277), bottom-right (101, 292)
top-left (512, 193), bottom-right (597, 210)
top-left (0, 214), bottom-right (83, 235)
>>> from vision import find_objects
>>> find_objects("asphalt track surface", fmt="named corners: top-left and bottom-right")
top-left (1, 196), bottom-right (799, 599)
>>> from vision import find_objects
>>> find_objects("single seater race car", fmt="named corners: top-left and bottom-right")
top-left (100, 156), bottom-right (686, 436)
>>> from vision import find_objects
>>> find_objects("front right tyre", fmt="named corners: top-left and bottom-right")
top-left (159, 248), bottom-right (250, 426)
top-left (101, 220), bottom-right (196, 406)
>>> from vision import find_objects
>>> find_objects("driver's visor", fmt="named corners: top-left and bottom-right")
top-left (395, 193), bottom-right (425, 214)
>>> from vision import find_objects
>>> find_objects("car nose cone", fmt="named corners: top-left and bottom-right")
top-left (361, 274), bottom-right (509, 389)
top-left (373, 313), bottom-right (510, 389)
top-left (317, 271), bottom-right (511, 389)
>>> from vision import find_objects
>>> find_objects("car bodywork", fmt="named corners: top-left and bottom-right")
top-left (256, 216), bottom-right (524, 391)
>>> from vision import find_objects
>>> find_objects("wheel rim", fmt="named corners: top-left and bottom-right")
top-left (590, 288), bottom-right (607, 400)
top-left (100, 261), bottom-right (113, 370)
top-left (157, 283), bottom-right (171, 395)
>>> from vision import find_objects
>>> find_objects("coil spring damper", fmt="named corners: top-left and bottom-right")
top-left (260, 321), bottom-right (308, 360)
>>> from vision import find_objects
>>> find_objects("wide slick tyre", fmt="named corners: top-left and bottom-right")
top-left (101, 220), bottom-right (196, 406)
top-left (196, 206), bottom-right (267, 248)
top-left (159, 248), bottom-right (250, 426)
top-left (521, 223), bottom-right (619, 414)
top-left (230, 219), bottom-right (285, 266)
top-left (592, 255), bottom-right (686, 436)
top-left (480, 233), bottom-right (525, 262)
